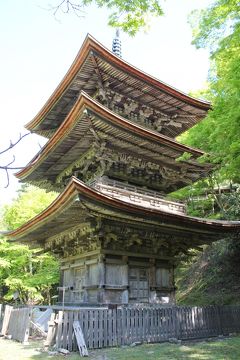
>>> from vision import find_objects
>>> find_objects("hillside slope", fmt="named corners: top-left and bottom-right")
top-left (176, 238), bottom-right (240, 305)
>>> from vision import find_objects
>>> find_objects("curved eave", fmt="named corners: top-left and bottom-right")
top-left (7, 177), bottom-right (240, 241)
top-left (26, 34), bottom-right (211, 133)
top-left (16, 92), bottom-right (205, 180)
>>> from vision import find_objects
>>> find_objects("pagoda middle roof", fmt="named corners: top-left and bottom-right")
top-left (26, 34), bottom-right (211, 139)
top-left (7, 177), bottom-right (240, 245)
top-left (16, 92), bottom-right (211, 192)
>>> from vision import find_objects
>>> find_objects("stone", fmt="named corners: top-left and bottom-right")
top-left (168, 337), bottom-right (181, 344)
top-left (229, 332), bottom-right (237, 337)
top-left (58, 348), bottom-right (70, 355)
top-left (130, 341), bottom-right (142, 347)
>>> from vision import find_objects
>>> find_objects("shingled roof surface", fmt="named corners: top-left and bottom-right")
top-left (26, 34), bottom-right (211, 139)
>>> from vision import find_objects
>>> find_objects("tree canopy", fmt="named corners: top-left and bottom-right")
top-left (182, 0), bottom-right (240, 184)
top-left (175, 0), bottom-right (240, 306)
top-left (3, 185), bottom-right (57, 230)
top-left (53, 0), bottom-right (163, 35)
top-left (0, 185), bottom-right (59, 304)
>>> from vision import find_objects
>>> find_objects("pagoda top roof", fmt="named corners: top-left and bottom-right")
top-left (16, 92), bottom-right (211, 193)
top-left (7, 177), bottom-right (240, 245)
top-left (26, 34), bottom-right (211, 138)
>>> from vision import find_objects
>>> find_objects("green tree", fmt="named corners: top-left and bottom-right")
top-left (183, 0), bottom-right (240, 184)
top-left (174, 0), bottom-right (240, 219)
top-left (52, 0), bottom-right (163, 35)
top-left (0, 185), bottom-right (59, 304)
top-left (174, 1), bottom-right (240, 306)
top-left (3, 185), bottom-right (57, 230)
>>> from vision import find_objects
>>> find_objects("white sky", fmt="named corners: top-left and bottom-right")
top-left (0, 0), bottom-right (211, 206)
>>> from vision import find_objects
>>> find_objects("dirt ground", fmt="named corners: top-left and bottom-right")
top-left (1, 335), bottom-right (240, 360)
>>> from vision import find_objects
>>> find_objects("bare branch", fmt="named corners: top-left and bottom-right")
top-left (0, 166), bottom-right (24, 170)
top-left (0, 132), bottom-right (30, 156)
top-left (49, 0), bottom-right (85, 18)
top-left (0, 133), bottom-right (31, 188)
top-left (4, 169), bottom-right (9, 189)
top-left (6, 155), bottom-right (15, 167)
top-left (0, 154), bottom-right (25, 188)
top-left (0, 155), bottom-right (25, 170)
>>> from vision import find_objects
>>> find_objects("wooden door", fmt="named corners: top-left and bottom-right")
top-left (129, 267), bottom-right (149, 302)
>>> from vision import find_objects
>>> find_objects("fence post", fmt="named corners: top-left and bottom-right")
top-left (174, 307), bottom-right (180, 339)
top-left (0, 304), bottom-right (2, 328)
top-left (217, 305), bottom-right (223, 336)
top-left (1, 305), bottom-right (13, 336)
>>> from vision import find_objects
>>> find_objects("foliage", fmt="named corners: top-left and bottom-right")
top-left (53, 0), bottom-right (163, 35)
top-left (0, 185), bottom-right (59, 304)
top-left (174, 182), bottom-right (240, 305)
top-left (190, 0), bottom-right (240, 51)
top-left (174, 178), bottom-right (240, 305)
top-left (176, 238), bottom-right (240, 306)
top-left (175, 152), bottom-right (193, 163)
top-left (2, 185), bottom-right (57, 230)
top-left (0, 238), bottom-right (59, 304)
top-left (174, 1), bottom-right (240, 306)
top-left (171, 178), bottom-right (240, 220)
top-left (183, 0), bottom-right (240, 184)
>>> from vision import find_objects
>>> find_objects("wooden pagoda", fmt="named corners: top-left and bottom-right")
top-left (8, 35), bottom-right (240, 305)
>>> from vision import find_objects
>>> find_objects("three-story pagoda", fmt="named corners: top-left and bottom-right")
top-left (8, 35), bottom-right (240, 305)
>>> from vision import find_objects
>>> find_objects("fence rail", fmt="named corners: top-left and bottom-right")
top-left (54, 305), bottom-right (240, 351)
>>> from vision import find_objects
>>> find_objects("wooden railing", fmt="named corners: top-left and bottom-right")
top-left (93, 177), bottom-right (186, 215)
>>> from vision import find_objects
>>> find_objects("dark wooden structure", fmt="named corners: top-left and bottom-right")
top-left (8, 35), bottom-right (240, 306)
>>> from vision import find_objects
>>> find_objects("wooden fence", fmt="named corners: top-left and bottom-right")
top-left (8, 307), bottom-right (31, 343)
top-left (53, 305), bottom-right (240, 351)
top-left (1, 304), bottom-right (240, 350)
top-left (0, 305), bottom-right (31, 343)
top-left (1, 305), bottom-right (12, 336)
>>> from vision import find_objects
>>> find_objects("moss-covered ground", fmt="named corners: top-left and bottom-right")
top-left (176, 240), bottom-right (240, 306)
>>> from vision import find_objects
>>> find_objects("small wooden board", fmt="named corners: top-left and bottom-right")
top-left (35, 308), bottom-right (53, 331)
top-left (73, 320), bottom-right (88, 357)
top-left (1, 305), bottom-right (13, 336)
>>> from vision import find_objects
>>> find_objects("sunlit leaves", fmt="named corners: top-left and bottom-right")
top-left (55, 0), bottom-right (163, 35)
top-left (190, 0), bottom-right (240, 51)
top-left (2, 185), bottom-right (57, 230)
top-left (182, 1), bottom-right (240, 186)
top-left (0, 186), bottom-right (59, 304)
top-left (0, 237), bottom-right (59, 304)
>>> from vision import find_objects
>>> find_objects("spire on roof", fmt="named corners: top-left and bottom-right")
top-left (112, 29), bottom-right (122, 57)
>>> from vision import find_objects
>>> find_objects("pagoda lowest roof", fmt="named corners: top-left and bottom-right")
top-left (26, 34), bottom-right (211, 139)
top-left (7, 177), bottom-right (240, 248)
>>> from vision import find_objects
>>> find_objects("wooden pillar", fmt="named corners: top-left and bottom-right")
top-left (98, 255), bottom-right (105, 303)
top-left (149, 258), bottom-right (156, 303)
top-left (170, 265), bottom-right (176, 305)
top-left (122, 255), bottom-right (128, 304)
